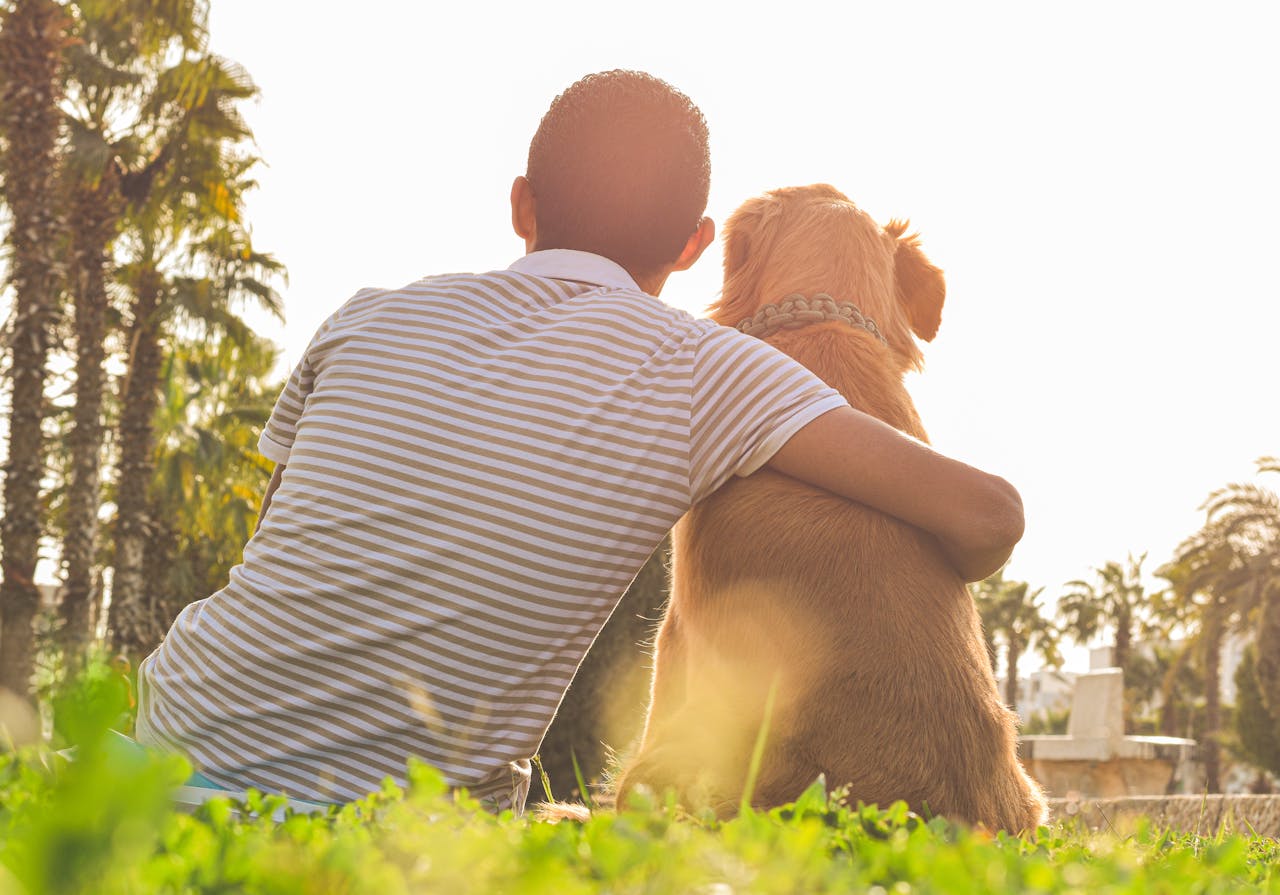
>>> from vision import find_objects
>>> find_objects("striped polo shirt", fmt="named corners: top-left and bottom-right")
top-left (136, 249), bottom-right (847, 808)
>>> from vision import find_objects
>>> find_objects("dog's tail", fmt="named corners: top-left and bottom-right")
top-left (529, 748), bottom-right (628, 822)
top-left (531, 800), bottom-right (593, 823)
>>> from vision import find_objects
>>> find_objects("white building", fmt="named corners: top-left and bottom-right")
top-left (999, 668), bottom-right (1077, 723)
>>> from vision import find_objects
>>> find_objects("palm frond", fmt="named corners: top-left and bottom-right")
top-left (1203, 483), bottom-right (1280, 524)
top-left (63, 117), bottom-right (115, 181)
top-left (64, 40), bottom-right (142, 96)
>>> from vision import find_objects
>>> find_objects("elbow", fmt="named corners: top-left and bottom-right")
top-left (947, 476), bottom-right (1025, 583)
top-left (967, 473), bottom-right (1029, 571)
top-left (982, 475), bottom-right (1025, 554)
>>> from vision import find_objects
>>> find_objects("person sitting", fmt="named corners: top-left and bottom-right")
top-left (133, 69), bottom-right (1023, 813)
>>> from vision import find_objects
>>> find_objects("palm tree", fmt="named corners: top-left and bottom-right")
top-left (973, 569), bottom-right (1061, 711)
top-left (1198, 458), bottom-right (1280, 713)
top-left (1161, 539), bottom-right (1259, 792)
top-left (999, 582), bottom-right (1061, 712)
top-left (57, 159), bottom-right (121, 661)
top-left (107, 96), bottom-right (284, 656)
top-left (972, 569), bottom-right (1005, 676)
top-left (0, 0), bottom-right (70, 700)
top-left (143, 329), bottom-right (279, 628)
top-left (1259, 570), bottom-right (1280, 719)
top-left (1057, 555), bottom-right (1153, 681)
top-left (1140, 571), bottom-right (1195, 736)
top-left (1165, 457), bottom-right (1280, 792)
top-left (56, 0), bottom-right (207, 659)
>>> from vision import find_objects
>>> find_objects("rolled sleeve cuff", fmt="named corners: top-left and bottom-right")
top-left (734, 394), bottom-right (849, 478)
top-left (257, 430), bottom-right (292, 465)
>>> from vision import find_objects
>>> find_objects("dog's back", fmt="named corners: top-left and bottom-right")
top-left (619, 185), bottom-right (1046, 831)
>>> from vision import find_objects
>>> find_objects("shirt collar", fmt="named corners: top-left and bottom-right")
top-left (507, 249), bottom-right (642, 292)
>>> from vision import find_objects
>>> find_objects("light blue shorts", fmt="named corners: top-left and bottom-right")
top-left (65, 729), bottom-right (221, 788)
top-left (64, 730), bottom-right (329, 818)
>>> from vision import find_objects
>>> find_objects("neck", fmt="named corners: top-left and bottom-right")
top-left (630, 269), bottom-right (670, 296)
top-left (525, 239), bottom-right (673, 296)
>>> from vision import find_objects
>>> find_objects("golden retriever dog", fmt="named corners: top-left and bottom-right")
top-left (614, 184), bottom-right (1047, 832)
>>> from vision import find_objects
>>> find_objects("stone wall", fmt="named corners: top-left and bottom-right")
top-left (1049, 795), bottom-right (1280, 838)
top-left (1028, 756), bottom-right (1179, 800)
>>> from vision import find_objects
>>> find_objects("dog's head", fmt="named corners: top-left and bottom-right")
top-left (709, 184), bottom-right (945, 372)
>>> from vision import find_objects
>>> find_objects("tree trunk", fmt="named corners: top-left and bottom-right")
top-left (1256, 584), bottom-right (1280, 719)
top-left (1114, 616), bottom-right (1130, 678)
top-left (1115, 614), bottom-right (1131, 733)
top-left (141, 505), bottom-right (179, 633)
top-left (1159, 641), bottom-right (1192, 736)
top-left (59, 170), bottom-right (122, 664)
top-left (108, 268), bottom-right (165, 658)
top-left (1004, 638), bottom-right (1023, 713)
top-left (0, 0), bottom-right (68, 701)
top-left (1203, 600), bottom-right (1224, 794)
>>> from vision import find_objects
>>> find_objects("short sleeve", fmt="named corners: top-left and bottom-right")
top-left (688, 325), bottom-right (848, 503)
top-left (257, 311), bottom-right (342, 464)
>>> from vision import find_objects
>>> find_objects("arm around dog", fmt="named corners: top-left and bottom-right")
top-left (765, 406), bottom-right (1024, 583)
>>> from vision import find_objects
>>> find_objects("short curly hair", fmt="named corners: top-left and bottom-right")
top-left (526, 70), bottom-right (711, 276)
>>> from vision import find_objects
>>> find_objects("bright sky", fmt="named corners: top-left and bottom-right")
top-left (207, 1), bottom-right (1279, 671)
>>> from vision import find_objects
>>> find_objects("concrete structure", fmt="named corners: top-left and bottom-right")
top-left (1021, 668), bottom-right (1197, 799)
top-left (38, 583), bottom-right (59, 609)
top-left (1088, 645), bottom-right (1116, 670)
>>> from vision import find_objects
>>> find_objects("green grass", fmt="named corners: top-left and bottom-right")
top-left (3, 732), bottom-right (1279, 895)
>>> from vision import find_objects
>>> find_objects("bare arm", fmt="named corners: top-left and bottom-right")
top-left (256, 463), bottom-right (286, 533)
top-left (765, 407), bottom-right (1024, 583)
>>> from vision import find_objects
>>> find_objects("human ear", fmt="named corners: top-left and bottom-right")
top-left (671, 217), bottom-right (716, 272)
top-left (510, 176), bottom-right (537, 247)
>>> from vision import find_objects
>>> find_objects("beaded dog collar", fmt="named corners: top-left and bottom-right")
top-left (735, 293), bottom-right (888, 346)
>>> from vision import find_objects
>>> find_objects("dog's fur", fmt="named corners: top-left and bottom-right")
top-left (614, 184), bottom-right (1047, 832)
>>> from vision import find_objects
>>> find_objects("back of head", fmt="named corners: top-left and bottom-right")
top-left (527, 70), bottom-right (710, 276)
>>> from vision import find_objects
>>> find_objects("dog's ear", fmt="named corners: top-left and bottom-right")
top-left (710, 195), bottom-right (785, 325)
top-left (885, 219), bottom-right (945, 342)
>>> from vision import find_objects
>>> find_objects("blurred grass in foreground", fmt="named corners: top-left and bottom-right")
top-left (2, 668), bottom-right (1279, 894)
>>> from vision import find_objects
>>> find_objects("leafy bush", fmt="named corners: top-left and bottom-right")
top-left (1235, 645), bottom-right (1280, 778)
top-left (3, 676), bottom-right (1279, 894)
top-left (4, 744), bottom-right (1280, 894)
top-left (1023, 707), bottom-right (1070, 735)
